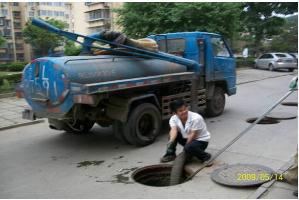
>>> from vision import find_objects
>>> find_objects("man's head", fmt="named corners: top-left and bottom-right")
top-left (170, 99), bottom-right (188, 120)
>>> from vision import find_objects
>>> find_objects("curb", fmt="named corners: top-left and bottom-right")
top-left (0, 92), bottom-right (16, 99)
top-left (0, 119), bottom-right (45, 131)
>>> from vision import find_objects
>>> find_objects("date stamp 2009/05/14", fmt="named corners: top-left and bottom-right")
top-left (237, 173), bottom-right (284, 181)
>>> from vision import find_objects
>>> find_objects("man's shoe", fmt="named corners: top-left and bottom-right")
top-left (200, 153), bottom-right (213, 166)
top-left (160, 154), bottom-right (176, 163)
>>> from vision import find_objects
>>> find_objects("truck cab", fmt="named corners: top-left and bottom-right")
top-left (148, 32), bottom-right (236, 97)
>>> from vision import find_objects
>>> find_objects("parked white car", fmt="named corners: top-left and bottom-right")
top-left (254, 53), bottom-right (297, 72)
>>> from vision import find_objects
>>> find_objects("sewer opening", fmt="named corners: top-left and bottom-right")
top-left (132, 164), bottom-right (190, 187)
top-left (281, 102), bottom-right (298, 107)
top-left (246, 117), bottom-right (280, 124)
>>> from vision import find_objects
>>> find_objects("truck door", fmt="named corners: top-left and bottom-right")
top-left (210, 36), bottom-right (235, 81)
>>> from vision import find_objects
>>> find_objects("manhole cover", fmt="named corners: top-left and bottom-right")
top-left (132, 164), bottom-right (190, 187)
top-left (211, 164), bottom-right (274, 187)
top-left (246, 117), bottom-right (280, 124)
top-left (281, 102), bottom-right (298, 107)
top-left (266, 111), bottom-right (297, 120)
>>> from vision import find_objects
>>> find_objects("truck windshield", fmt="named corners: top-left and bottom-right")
top-left (157, 39), bottom-right (185, 55)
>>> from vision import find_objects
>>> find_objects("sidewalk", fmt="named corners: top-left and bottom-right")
top-left (0, 96), bottom-right (31, 129)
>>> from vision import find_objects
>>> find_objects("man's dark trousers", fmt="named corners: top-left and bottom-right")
top-left (169, 132), bottom-right (210, 161)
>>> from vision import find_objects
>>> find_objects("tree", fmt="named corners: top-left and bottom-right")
top-left (241, 2), bottom-right (298, 54)
top-left (64, 41), bottom-right (82, 56)
top-left (22, 18), bottom-right (68, 57)
top-left (116, 3), bottom-right (242, 43)
top-left (268, 15), bottom-right (298, 52)
top-left (0, 36), bottom-right (6, 47)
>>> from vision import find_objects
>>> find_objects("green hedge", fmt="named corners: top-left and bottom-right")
top-left (236, 57), bottom-right (256, 68)
top-left (0, 73), bottom-right (22, 85)
top-left (0, 61), bottom-right (28, 72)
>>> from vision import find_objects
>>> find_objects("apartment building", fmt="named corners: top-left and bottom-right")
top-left (0, 2), bottom-right (123, 63)
top-left (0, 2), bottom-right (25, 64)
top-left (68, 2), bottom-right (123, 35)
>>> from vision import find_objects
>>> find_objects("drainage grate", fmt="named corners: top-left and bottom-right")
top-left (132, 164), bottom-right (190, 187)
top-left (246, 117), bottom-right (280, 124)
top-left (281, 102), bottom-right (298, 107)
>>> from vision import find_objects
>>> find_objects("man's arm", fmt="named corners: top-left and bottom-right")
top-left (187, 130), bottom-right (199, 144)
top-left (169, 126), bottom-right (178, 142)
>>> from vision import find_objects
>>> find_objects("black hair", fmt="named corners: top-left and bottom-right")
top-left (169, 99), bottom-right (186, 113)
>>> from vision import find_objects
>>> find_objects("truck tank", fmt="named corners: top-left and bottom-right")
top-left (21, 55), bottom-right (187, 118)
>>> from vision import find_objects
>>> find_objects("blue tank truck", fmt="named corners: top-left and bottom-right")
top-left (18, 18), bottom-right (236, 146)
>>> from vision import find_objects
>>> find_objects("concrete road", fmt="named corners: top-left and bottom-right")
top-left (0, 69), bottom-right (297, 198)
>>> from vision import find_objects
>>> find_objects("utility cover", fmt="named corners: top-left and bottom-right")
top-left (211, 164), bottom-right (274, 187)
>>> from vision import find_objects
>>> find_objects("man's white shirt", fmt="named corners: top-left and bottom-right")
top-left (169, 111), bottom-right (211, 142)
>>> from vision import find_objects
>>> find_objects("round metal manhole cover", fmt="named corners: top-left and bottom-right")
top-left (211, 164), bottom-right (274, 187)
top-left (266, 111), bottom-right (297, 120)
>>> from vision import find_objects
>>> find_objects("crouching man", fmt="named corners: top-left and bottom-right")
top-left (160, 99), bottom-right (211, 163)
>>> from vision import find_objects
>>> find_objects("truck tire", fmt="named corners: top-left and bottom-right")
top-left (123, 103), bottom-right (161, 146)
top-left (112, 121), bottom-right (130, 144)
top-left (206, 87), bottom-right (225, 117)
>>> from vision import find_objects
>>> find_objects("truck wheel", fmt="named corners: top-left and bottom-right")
top-left (123, 103), bottom-right (161, 146)
top-left (206, 87), bottom-right (225, 117)
top-left (65, 119), bottom-right (95, 134)
top-left (112, 121), bottom-right (130, 144)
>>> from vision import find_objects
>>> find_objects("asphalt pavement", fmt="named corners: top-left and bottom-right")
top-left (0, 68), bottom-right (297, 198)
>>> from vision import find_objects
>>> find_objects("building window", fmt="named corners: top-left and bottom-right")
top-left (40, 10), bottom-right (47, 16)
top-left (13, 2), bottom-right (19, 6)
top-left (88, 10), bottom-right (110, 21)
top-left (15, 32), bottom-right (22, 38)
top-left (53, 2), bottom-right (64, 6)
top-left (0, 18), bottom-right (4, 26)
top-left (89, 26), bottom-right (104, 34)
top-left (17, 53), bottom-right (24, 60)
top-left (53, 11), bottom-right (64, 17)
top-left (5, 20), bottom-right (10, 27)
top-left (28, 2), bottom-right (34, 6)
top-left (13, 22), bottom-right (21, 28)
top-left (13, 11), bottom-right (21, 18)
top-left (1, 9), bottom-right (8, 16)
top-left (47, 10), bottom-right (53, 16)
top-left (47, 2), bottom-right (52, 6)
top-left (28, 11), bottom-right (34, 17)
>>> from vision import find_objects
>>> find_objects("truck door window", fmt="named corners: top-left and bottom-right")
top-left (211, 37), bottom-right (230, 57)
top-left (157, 39), bottom-right (185, 56)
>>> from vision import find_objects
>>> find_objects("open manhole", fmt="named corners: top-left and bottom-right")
top-left (246, 117), bottom-right (280, 124)
top-left (132, 164), bottom-right (190, 187)
top-left (281, 102), bottom-right (298, 107)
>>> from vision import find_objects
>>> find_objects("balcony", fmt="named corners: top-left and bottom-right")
top-left (87, 17), bottom-right (110, 22)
